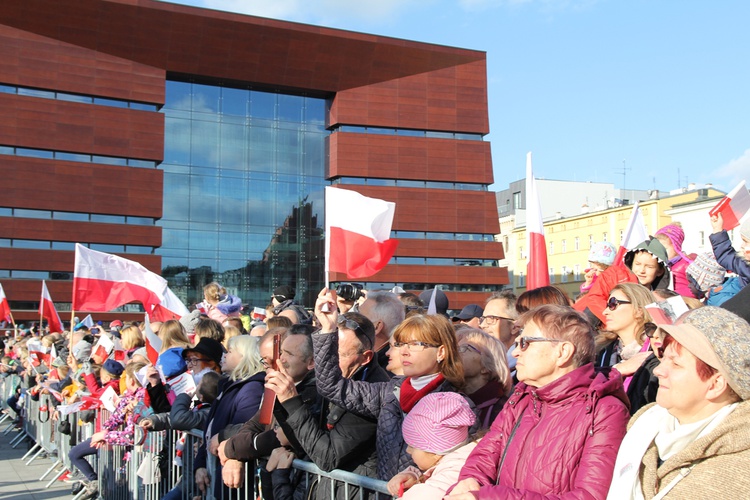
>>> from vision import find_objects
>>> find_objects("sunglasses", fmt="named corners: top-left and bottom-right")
top-left (337, 315), bottom-right (373, 351)
top-left (515, 336), bottom-right (565, 351)
top-left (643, 322), bottom-right (658, 338)
top-left (606, 297), bottom-right (632, 310)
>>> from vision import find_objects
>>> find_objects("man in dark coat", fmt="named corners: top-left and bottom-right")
top-left (266, 312), bottom-right (390, 499)
top-left (216, 325), bottom-right (322, 495)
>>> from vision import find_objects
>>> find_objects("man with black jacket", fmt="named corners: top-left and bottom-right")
top-left (215, 325), bottom-right (322, 495)
top-left (266, 312), bottom-right (389, 499)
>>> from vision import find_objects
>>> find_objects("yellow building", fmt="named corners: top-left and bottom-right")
top-left (506, 187), bottom-right (724, 297)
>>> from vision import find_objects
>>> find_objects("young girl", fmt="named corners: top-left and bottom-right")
top-left (387, 392), bottom-right (477, 499)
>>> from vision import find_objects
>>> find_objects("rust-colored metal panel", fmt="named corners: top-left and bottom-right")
top-left (0, 25), bottom-right (164, 104)
top-left (0, 0), bottom-right (485, 96)
top-left (329, 133), bottom-right (493, 185)
top-left (0, 94), bottom-right (164, 161)
top-left (330, 265), bottom-right (508, 288)
top-left (396, 240), bottom-right (505, 260)
top-left (0, 249), bottom-right (161, 274)
top-left (0, 218), bottom-right (162, 247)
top-left (0, 156), bottom-right (163, 217)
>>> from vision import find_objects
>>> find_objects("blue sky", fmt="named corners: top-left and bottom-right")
top-left (167, 0), bottom-right (750, 194)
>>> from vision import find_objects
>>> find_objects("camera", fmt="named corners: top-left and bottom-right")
top-left (336, 283), bottom-right (364, 302)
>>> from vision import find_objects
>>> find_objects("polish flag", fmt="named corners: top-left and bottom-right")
top-left (710, 180), bottom-right (750, 231)
top-left (525, 153), bottom-right (550, 290)
top-left (143, 314), bottom-right (162, 365)
top-left (40, 281), bottom-right (64, 333)
top-left (91, 334), bottom-right (115, 362)
top-left (28, 340), bottom-right (48, 367)
top-left (150, 287), bottom-right (190, 322)
top-left (113, 337), bottom-right (127, 362)
top-left (48, 343), bottom-right (57, 369)
top-left (612, 201), bottom-right (649, 268)
top-left (325, 187), bottom-right (399, 279)
top-left (73, 244), bottom-right (188, 318)
top-left (0, 283), bottom-right (11, 323)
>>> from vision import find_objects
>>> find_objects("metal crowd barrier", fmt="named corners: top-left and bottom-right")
top-left (1, 373), bottom-right (395, 500)
top-left (1, 374), bottom-right (21, 433)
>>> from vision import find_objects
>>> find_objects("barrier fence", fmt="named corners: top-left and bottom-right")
top-left (1, 376), bottom-right (393, 500)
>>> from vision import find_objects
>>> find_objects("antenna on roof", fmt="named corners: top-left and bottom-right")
top-left (614, 159), bottom-right (631, 189)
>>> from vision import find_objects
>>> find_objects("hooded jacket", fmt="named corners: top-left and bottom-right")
top-left (454, 364), bottom-right (630, 499)
top-left (624, 238), bottom-right (671, 291)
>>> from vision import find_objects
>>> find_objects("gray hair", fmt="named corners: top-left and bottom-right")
top-left (363, 291), bottom-right (405, 338)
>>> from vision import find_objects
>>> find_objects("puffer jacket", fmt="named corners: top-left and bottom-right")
top-left (312, 332), bottom-right (467, 481)
top-left (710, 230), bottom-right (750, 286)
top-left (454, 363), bottom-right (630, 499)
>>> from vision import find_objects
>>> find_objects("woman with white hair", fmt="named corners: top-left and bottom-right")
top-left (194, 335), bottom-right (265, 498)
top-left (608, 307), bottom-right (750, 498)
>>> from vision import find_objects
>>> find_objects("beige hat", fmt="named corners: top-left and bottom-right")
top-left (658, 306), bottom-right (750, 400)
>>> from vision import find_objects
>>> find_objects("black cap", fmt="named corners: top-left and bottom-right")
top-left (273, 285), bottom-right (295, 301)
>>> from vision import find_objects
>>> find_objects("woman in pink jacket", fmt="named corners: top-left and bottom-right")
top-left (447, 305), bottom-right (630, 499)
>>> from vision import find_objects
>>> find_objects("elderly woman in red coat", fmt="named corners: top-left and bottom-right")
top-left (447, 305), bottom-right (630, 499)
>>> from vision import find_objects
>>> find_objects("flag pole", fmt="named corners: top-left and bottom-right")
top-left (8, 311), bottom-right (18, 340)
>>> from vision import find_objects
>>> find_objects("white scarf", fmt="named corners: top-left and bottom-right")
top-left (607, 403), bottom-right (737, 500)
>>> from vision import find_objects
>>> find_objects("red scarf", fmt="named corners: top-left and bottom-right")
top-left (399, 374), bottom-right (445, 413)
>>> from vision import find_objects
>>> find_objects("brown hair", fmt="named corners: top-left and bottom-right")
top-left (392, 314), bottom-right (464, 389)
top-left (516, 286), bottom-right (571, 314)
top-left (159, 320), bottom-right (191, 351)
top-left (517, 304), bottom-right (595, 367)
top-left (125, 361), bottom-right (147, 387)
top-left (120, 325), bottom-right (145, 350)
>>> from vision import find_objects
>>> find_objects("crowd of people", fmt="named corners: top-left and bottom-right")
top-left (2, 215), bottom-right (750, 499)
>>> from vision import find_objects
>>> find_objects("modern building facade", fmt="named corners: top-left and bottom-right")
top-left (502, 186), bottom-right (724, 297)
top-left (0, 0), bottom-right (505, 322)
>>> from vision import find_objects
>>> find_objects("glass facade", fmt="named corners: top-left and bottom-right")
top-left (158, 80), bottom-right (329, 308)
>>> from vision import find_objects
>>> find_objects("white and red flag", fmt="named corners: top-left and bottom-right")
top-left (0, 283), bottom-right (11, 323)
top-left (710, 180), bottom-right (750, 231)
top-left (91, 334), bottom-right (115, 362)
top-left (144, 314), bottom-right (162, 366)
top-left (612, 201), bottom-right (649, 268)
top-left (73, 244), bottom-right (188, 318)
top-left (525, 152), bottom-right (550, 290)
top-left (40, 281), bottom-right (64, 333)
top-left (325, 187), bottom-right (399, 279)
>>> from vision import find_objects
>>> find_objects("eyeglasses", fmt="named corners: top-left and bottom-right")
top-left (337, 316), bottom-right (373, 351)
top-left (480, 315), bottom-right (514, 324)
top-left (515, 336), bottom-right (565, 351)
top-left (606, 297), bottom-right (632, 310)
top-left (644, 322), bottom-right (658, 338)
top-left (392, 340), bottom-right (441, 352)
top-left (185, 357), bottom-right (210, 366)
top-left (458, 344), bottom-right (481, 354)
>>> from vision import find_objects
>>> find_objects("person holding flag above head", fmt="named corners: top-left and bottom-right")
top-left (710, 213), bottom-right (750, 287)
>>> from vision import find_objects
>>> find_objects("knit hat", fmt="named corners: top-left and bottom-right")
top-left (72, 340), bottom-right (92, 362)
top-left (401, 392), bottom-right (476, 455)
top-left (655, 224), bottom-right (693, 264)
top-left (658, 307), bottom-right (750, 400)
top-left (741, 218), bottom-right (750, 240)
top-left (588, 241), bottom-right (617, 267)
top-left (131, 347), bottom-right (148, 360)
top-left (686, 252), bottom-right (726, 292)
top-left (102, 359), bottom-right (124, 378)
top-left (179, 310), bottom-right (202, 335)
top-left (158, 347), bottom-right (188, 378)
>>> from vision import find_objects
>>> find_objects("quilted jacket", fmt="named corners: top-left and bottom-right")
top-left (454, 363), bottom-right (629, 499)
top-left (312, 331), bottom-right (465, 481)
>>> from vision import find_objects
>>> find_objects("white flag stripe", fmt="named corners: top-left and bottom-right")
top-left (325, 187), bottom-right (396, 242)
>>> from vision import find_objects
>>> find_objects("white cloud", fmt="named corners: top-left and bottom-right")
top-left (717, 149), bottom-right (750, 187)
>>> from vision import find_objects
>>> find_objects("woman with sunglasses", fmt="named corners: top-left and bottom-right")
top-left (313, 287), bottom-right (469, 481)
top-left (599, 283), bottom-right (659, 414)
top-left (447, 304), bottom-right (629, 500)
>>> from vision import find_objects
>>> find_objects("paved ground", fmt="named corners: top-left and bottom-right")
top-left (0, 417), bottom-right (72, 500)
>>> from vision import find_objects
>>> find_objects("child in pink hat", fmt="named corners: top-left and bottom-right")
top-left (387, 392), bottom-right (477, 499)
